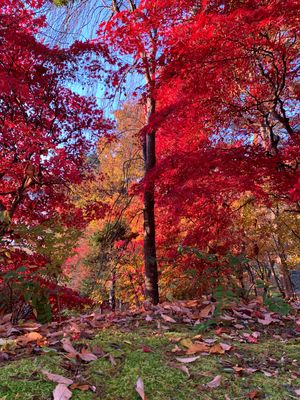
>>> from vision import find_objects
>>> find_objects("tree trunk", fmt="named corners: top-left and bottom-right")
top-left (143, 96), bottom-right (159, 304)
top-left (278, 251), bottom-right (294, 299)
top-left (109, 269), bottom-right (116, 311)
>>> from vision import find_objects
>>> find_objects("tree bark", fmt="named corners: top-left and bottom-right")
top-left (143, 96), bottom-right (159, 304)
top-left (278, 252), bottom-right (294, 299)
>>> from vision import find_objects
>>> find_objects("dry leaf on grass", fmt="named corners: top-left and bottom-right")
top-left (79, 348), bottom-right (97, 362)
top-left (161, 314), bottom-right (176, 323)
top-left (109, 354), bottom-right (117, 366)
top-left (257, 313), bottom-right (276, 326)
top-left (209, 343), bottom-right (225, 354)
top-left (220, 343), bottom-right (232, 351)
top-left (61, 338), bottom-right (77, 356)
top-left (206, 375), bottom-right (222, 389)
top-left (41, 370), bottom-right (73, 385)
top-left (178, 365), bottom-right (190, 377)
top-left (198, 304), bottom-right (214, 318)
top-left (69, 383), bottom-right (90, 391)
top-left (180, 338), bottom-right (193, 348)
top-left (53, 383), bottom-right (72, 400)
top-left (186, 343), bottom-right (210, 354)
top-left (175, 356), bottom-right (200, 363)
top-left (16, 332), bottom-right (43, 345)
top-left (135, 377), bottom-right (146, 400)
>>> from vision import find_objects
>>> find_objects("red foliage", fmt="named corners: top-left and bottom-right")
top-left (151, 0), bottom-right (300, 280)
top-left (0, 0), bottom-right (111, 237)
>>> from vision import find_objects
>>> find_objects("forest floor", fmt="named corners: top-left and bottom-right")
top-left (0, 298), bottom-right (300, 400)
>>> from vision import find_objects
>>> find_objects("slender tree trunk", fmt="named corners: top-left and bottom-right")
top-left (278, 252), bottom-right (294, 299)
top-left (109, 269), bottom-right (116, 311)
top-left (143, 96), bottom-right (159, 304)
top-left (268, 257), bottom-right (285, 298)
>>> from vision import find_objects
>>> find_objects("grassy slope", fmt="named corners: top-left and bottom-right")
top-left (0, 323), bottom-right (299, 400)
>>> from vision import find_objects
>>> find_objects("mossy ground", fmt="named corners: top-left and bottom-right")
top-left (0, 323), bottom-right (299, 400)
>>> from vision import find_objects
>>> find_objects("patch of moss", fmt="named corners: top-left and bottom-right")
top-left (0, 353), bottom-right (63, 400)
top-left (0, 328), bottom-right (299, 400)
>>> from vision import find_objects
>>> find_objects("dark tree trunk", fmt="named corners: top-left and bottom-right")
top-left (109, 269), bottom-right (116, 311)
top-left (143, 97), bottom-right (159, 304)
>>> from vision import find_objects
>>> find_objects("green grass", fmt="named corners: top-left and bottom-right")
top-left (0, 325), bottom-right (300, 400)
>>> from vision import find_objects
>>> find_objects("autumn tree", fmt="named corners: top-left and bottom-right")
top-left (66, 102), bottom-right (145, 306)
top-left (0, 0), bottom-right (110, 317)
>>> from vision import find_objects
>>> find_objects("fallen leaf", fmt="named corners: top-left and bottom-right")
top-left (294, 388), bottom-right (300, 395)
top-left (135, 377), bottom-right (146, 400)
top-left (206, 375), bottom-right (221, 388)
top-left (41, 370), bottom-right (73, 385)
top-left (262, 370), bottom-right (274, 377)
top-left (171, 345), bottom-right (182, 353)
top-left (91, 345), bottom-right (105, 357)
top-left (178, 365), bottom-right (190, 377)
top-left (161, 314), bottom-right (176, 323)
top-left (234, 324), bottom-right (244, 329)
top-left (247, 389), bottom-right (261, 399)
top-left (53, 383), bottom-right (72, 400)
top-left (79, 348), bottom-right (97, 362)
top-left (186, 343), bottom-right (210, 354)
top-left (247, 336), bottom-right (258, 344)
top-left (209, 343), bottom-right (225, 354)
top-left (142, 345), bottom-right (152, 353)
top-left (199, 304), bottom-right (213, 318)
top-left (192, 334), bottom-right (202, 340)
top-left (257, 313), bottom-right (274, 326)
top-left (220, 315), bottom-right (235, 322)
top-left (220, 343), bottom-right (232, 352)
top-left (70, 383), bottom-right (90, 391)
top-left (61, 338), bottom-right (77, 356)
top-left (203, 338), bottom-right (217, 344)
top-left (16, 332), bottom-right (43, 345)
top-left (109, 354), bottom-right (117, 366)
top-left (175, 356), bottom-right (200, 363)
top-left (180, 338), bottom-right (193, 348)
top-left (245, 368), bottom-right (258, 375)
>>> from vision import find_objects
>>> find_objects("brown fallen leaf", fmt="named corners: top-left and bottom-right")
top-left (53, 383), bottom-right (72, 400)
top-left (79, 348), bottom-right (97, 362)
top-left (161, 314), bottom-right (176, 323)
top-left (178, 365), bottom-right (190, 377)
top-left (180, 338), bottom-right (193, 348)
top-left (198, 304), bottom-right (214, 318)
top-left (192, 334), bottom-right (203, 340)
top-left (247, 389), bottom-right (262, 399)
top-left (206, 375), bottom-right (222, 389)
top-left (186, 343), bottom-right (210, 354)
top-left (16, 332), bottom-right (43, 345)
top-left (171, 345), bottom-right (182, 353)
top-left (61, 338), bottom-right (77, 356)
top-left (69, 383), bottom-right (90, 391)
top-left (135, 376), bottom-right (146, 400)
top-left (91, 345), bottom-right (105, 357)
top-left (41, 370), bottom-right (73, 385)
top-left (209, 343), bottom-right (225, 355)
top-left (175, 356), bottom-right (200, 363)
top-left (109, 354), bottom-right (117, 366)
top-left (257, 313), bottom-right (275, 326)
top-left (220, 343), bottom-right (232, 352)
